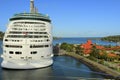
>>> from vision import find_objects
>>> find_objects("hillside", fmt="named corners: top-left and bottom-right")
top-left (101, 35), bottom-right (120, 42)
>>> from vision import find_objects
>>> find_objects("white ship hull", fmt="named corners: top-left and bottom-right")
top-left (1, 0), bottom-right (53, 69)
top-left (1, 59), bottom-right (53, 69)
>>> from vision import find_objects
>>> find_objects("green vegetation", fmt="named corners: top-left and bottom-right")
top-left (0, 31), bottom-right (4, 40)
top-left (75, 45), bottom-right (83, 55)
top-left (101, 35), bottom-right (120, 42)
top-left (90, 45), bottom-right (100, 58)
top-left (90, 46), bottom-right (117, 62)
top-left (60, 42), bottom-right (120, 62)
top-left (60, 43), bottom-right (75, 52)
top-left (59, 42), bottom-right (120, 72)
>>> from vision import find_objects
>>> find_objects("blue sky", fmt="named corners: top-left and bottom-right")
top-left (0, 0), bottom-right (120, 37)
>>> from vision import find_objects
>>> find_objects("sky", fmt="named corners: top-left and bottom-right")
top-left (0, 0), bottom-right (120, 37)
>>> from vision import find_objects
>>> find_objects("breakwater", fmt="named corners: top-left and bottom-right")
top-left (58, 50), bottom-right (120, 79)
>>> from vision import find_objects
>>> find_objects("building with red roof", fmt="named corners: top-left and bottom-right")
top-left (81, 40), bottom-right (92, 56)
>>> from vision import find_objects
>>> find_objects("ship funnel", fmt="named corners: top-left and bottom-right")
top-left (30, 0), bottom-right (35, 13)
top-left (30, 0), bottom-right (38, 13)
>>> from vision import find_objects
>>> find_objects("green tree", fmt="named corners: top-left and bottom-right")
top-left (0, 31), bottom-right (4, 39)
top-left (60, 42), bottom-right (68, 50)
top-left (101, 35), bottom-right (120, 42)
top-left (75, 45), bottom-right (83, 55)
top-left (60, 43), bottom-right (74, 52)
top-left (90, 45), bottom-right (100, 58)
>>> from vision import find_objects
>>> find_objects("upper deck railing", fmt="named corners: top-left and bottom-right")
top-left (10, 13), bottom-right (51, 22)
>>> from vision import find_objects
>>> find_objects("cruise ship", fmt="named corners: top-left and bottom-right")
top-left (1, 0), bottom-right (53, 69)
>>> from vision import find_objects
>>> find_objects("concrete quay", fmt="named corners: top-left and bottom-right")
top-left (58, 50), bottom-right (120, 79)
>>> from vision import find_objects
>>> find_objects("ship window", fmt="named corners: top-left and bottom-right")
top-left (7, 35), bottom-right (48, 38)
top-left (34, 36), bottom-right (39, 38)
top-left (34, 32), bottom-right (47, 34)
top-left (29, 32), bottom-right (33, 34)
top-left (34, 32), bottom-right (38, 34)
top-left (40, 26), bottom-right (45, 27)
top-left (5, 45), bottom-right (22, 48)
top-left (41, 29), bottom-right (46, 31)
top-left (15, 52), bottom-right (22, 54)
top-left (30, 45), bottom-right (44, 48)
top-left (30, 45), bottom-right (49, 48)
top-left (47, 39), bottom-right (49, 42)
top-left (44, 36), bottom-right (48, 38)
top-left (31, 51), bottom-right (37, 54)
top-left (9, 31), bottom-right (22, 34)
top-left (28, 36), bottom-right (33, 38)
top-left (45, 45), bottom-right (49, 47)
top-left (9, 51), bottom-right (13, 54)
top-left (5, 39), bottom-right (8, 41)
top-left (30, 45), bottom-right (32, 48)
top-left (5, 45), bottom-right (8, 47)
top-left (33, 51), bottom-right (37, 54)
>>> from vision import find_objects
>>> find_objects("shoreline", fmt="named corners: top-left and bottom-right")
top-left (57, 50), bottom-right (120, 79)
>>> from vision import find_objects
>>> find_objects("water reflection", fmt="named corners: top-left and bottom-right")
top-left (52, 56), bottom-right (105, 78)
top-left (1, 67), bottom-right (74, 80)
top-left (1, 67), bottom-right (54, 80)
